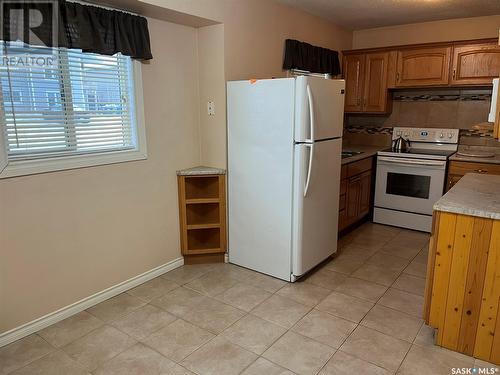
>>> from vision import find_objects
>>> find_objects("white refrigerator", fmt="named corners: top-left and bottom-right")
top-left (227, 76), bottom-right (345, 282)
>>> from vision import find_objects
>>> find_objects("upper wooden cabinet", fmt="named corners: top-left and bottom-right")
top-left (342, 38), bottom-right (500, 114)
top-left (395, 46), bottom-right (451, 87)
top-left (364, 53), bottom-right (391, 112)
top-left (342, 52), bottom-right (391, 113)
top-left (450, 42), bottom-right (500, 85)
top-left (343, 54), bottom-right (365, 112)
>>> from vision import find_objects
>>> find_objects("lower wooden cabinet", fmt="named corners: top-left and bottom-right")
top-left (339, 157), bottom-right (374, 231)
top-left (446, 161), bottom-right (500, 191)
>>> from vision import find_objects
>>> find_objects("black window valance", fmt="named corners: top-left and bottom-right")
top-left (1, 0), bottom-right (152, 60)
top-left (283, 39), bottom-right (339, 76)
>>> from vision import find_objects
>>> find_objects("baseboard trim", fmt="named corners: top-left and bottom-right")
top-left (0, 257), bottom-right (184, 348)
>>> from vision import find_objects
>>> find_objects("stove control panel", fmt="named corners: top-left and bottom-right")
top-left (392, 127), bottom-right (459, 144)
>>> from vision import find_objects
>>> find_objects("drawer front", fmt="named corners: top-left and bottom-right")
top-left (339, 209), bottom-right (347, 230)
top-left (340, 180), bottom-right (347, 195)
top-left (339, 194), bottom-right (346, 211)
top-left (341, 165), bottom-right (348, 180)
top-left (448, 161), bottom-right (500, 176)
top-left (347, 157), bottom-right (373, 177)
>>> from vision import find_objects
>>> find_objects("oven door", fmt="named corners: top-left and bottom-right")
top-left (375, 156), bottom-right (446, 216)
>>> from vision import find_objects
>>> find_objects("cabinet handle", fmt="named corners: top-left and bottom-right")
top-left (396, 72), bottom-right (400, 82)
top-left (474, 169), bottom-right (488, 173)
top-left (452, 69), bottom-right (456, 79)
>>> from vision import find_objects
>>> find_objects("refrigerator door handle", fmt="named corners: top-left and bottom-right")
top-left (306, 84), bottom-right (315, 143)
top-left (304, 143), bottom-right (314, 197)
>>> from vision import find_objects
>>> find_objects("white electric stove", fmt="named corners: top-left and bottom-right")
top-left (374, 127), bottom-right (459, 232)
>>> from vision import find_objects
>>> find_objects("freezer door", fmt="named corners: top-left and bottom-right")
top-left (292, 138), bottom-right (342, 277)
top-left (227, 78), bottom-right (295, 281)
top-left (295, 76), bottom-right (345, 142)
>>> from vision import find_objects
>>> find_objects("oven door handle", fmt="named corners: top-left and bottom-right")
top-left (378, 156), bottom-right (446, 167)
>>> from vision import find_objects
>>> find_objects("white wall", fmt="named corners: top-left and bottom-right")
top-left (352, 15), bottom-right (500, 49)
top-left (0, 18), bottom-right (201, 333)
top-left (0, 0), bottom-right (352, 335)
top-left (197, 24), bottom-right (226, 168)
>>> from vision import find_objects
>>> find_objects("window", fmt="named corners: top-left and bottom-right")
top-left (0, 41), bottom-right (146, 178)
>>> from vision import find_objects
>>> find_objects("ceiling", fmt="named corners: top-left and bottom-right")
top-left (276, 0), bottom-right (500, 30)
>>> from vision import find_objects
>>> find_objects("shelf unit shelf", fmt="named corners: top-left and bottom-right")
top-left (185, 198), bottom-right (220, 204)
top-left (178, 173), bottom-right (226, 264)
top-left (187, 223), bottom-right (221, 230)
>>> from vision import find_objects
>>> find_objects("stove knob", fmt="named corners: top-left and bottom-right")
top-left (404, 132), bottom-right (409, 137)
top-left (448, 132), bottom-right (454, 139)
top-left (439, 132), bottom-right (444, 138)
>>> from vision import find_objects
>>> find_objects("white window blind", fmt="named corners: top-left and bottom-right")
top-left (0, 42), bottom-right (137, 161)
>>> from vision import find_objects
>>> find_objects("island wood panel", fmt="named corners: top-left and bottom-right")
top-left (492, 310), bottom-right (500, 364)
top-left (428, 212), bottom-right (457, 334)
top-left (426, 212), bottom-right (499, 364)
top-left (441, 215), bottom-right (473, 350)
top-left (457, 218), bottom-right (493, 355)
top-left (495, 73), bottom-right (500, 140)
top-left (474, 220), bottom-right (500, 360)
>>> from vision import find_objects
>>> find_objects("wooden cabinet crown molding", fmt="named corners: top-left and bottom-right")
top-left (342, 38), bottom-right (498, 56)
top-left (342, 38), bottom-right (500, 113)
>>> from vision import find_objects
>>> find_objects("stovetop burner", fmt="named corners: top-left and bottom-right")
top-left (377, 127), bottom-right (460, 161)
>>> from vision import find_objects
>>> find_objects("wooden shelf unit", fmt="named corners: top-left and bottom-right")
top-left (178, 173), bottom-right (226, 264)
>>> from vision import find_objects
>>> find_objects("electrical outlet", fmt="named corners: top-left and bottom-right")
top-left (207, 101), bottom-right (215, 116)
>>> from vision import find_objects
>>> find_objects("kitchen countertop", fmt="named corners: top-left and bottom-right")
top-left (176, 166), bottom-right (226, 176)
top-left (341, 144), bottom-right (386, 165)
top-left (449, 145), bottom-right (500, 164)
top-left (433, 173), bottom-right (500, 220)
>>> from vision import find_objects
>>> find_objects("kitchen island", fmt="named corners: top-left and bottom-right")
top-left (424, 173), bottom-right (500, 364)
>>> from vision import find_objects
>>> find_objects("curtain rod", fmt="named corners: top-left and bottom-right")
top-left (66, 0), bottom-right (140, 16)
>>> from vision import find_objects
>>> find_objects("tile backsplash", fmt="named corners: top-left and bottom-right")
top-left (347, 89), bottom-right (492, 130)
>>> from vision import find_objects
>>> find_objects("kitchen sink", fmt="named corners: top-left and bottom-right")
top-left (341, 150), bottom-right (364, 159)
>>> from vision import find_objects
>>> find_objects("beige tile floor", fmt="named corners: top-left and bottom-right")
top-left (1, 222), bottom-right (497, 375)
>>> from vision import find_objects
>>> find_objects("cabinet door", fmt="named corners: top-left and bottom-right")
top-left (338, 209), bottom-right (347, 231)
top-left (446, 174), bottom-right (462, 192)
top-left (451, 42), bottom-right (500, 85)
top-left (363, 52), bottom-right (390, 113)
top-left (346, 176), bottom-right (361, 225)
top-left (358, 170), bottom-right (372, 217)
top-left (343, 54), bottom-right (365, 112)
top-left (396, 47), bottom-right (451, 87)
